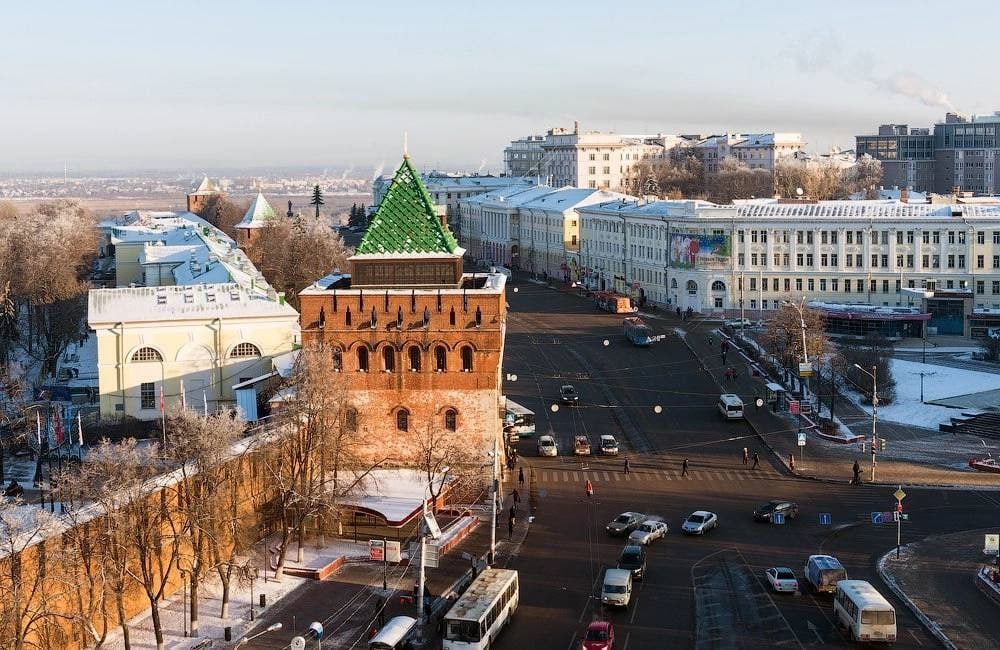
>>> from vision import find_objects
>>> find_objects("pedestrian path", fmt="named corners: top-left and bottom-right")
top-left (535, 467), bottom-right (772, 483)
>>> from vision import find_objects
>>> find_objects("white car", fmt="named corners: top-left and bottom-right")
top-left (599, 434), bottom-right (619, 455)
top-left (765, 567), bottom-right (799, 593)
top-left (681, 510), bottom-right (718, 535)
top-left (537, 435), bottom-right (558, 457)
top-left (628, 519), bottom-right (668, 545)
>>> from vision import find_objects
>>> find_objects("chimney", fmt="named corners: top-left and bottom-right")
top-left (900, 187), bottom-right (909, 203)
top-left (573, 120), bottom-right (580, 135)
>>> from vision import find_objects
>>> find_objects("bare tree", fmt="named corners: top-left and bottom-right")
top-left (164, 409), bottom-right (243, 637)
top-left (193, 195), bottom-right (247, 240)
top-left (846, 154), bottom-right (884, 198)
top-left (628, 154), bottom-right (706, 199)
top-left (414, 422), bottom-right (483, 514)
top-left (758, 301), bottom-right (829, 395)
top-left (773, 161), bottom-right (850, 201)
top-left (707, 157), bottom-right (773, 203)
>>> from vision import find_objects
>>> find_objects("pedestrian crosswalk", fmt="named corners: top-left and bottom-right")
top-left (536, 468), bottom-right (769, 483)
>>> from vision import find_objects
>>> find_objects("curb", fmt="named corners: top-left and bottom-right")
top-left (877, 548), bottom-right (958, 650)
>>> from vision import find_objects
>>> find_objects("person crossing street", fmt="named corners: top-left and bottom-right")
top-left (742, 447), bottom-right (749, 465)
top-left (681, 458), bottom-right (689, 476)
top-left (518, 466), bottom-right (525, 488)
top-left (623, 457), bottom-right (630, 475)
top-left (752, 451), bottom-right (760, 469)
top-left (585, 478), bottom-right (594, 498)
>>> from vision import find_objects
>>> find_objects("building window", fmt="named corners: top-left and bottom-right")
top-left (460, 346), bottom-right (473, 372)
top-left (959, 255), bottom-right (966, 268)
top-left (434, 345), bottom-right (447, 372)
top-left (806, 254), bottom-right (813, 266)
top-left (140, 382), bottom-right (155, 410)
top-left (820, 279), bottom-right (827, 291)
top-left (907, 254), bottom-right (914, 268)
top-left (977, 280), bottom-right (985, 295)
top-left (383, 346), bottom-right (396, 372)
top-left (830, 231), bottom-right (837, 244)
top-left (795, 278), bottom-right (802, 291)
top-left (906, 231), bottom-right (914, 244)
top-left (738, 253), bottom-right (745, 266)
top-left (396, 409), bottom-right (409, 432)
top-left (933, 231), bottom-right (940, 244)
top-left (408, 346), bottom-right (421, 372)
top-left (948, 255), bottom-right (955, 268)
top-left (959, 231), bottom-right (967, 244)
top-left (978, 255), bottom-right (985, 269)
top-left (932, 255), bottom-right (940, 268)
top-left (857, 280), bottom-right (864, 292)
top-left (711, 280), bottom-right (726, 291)
top-left (846, 231), bottom-right (853, 244)
top-left (444, 409), bottom-right (457, 431)
top-left (993, 281), bottom-right (999, 295)
top-left (808, 279), bottom-right (814, 291)
top-left (897, 231), bottom-right (904, 245)
top-left (230, 342), bottom-right (261, 358)
top-left (948, 231), bottom-right (955, 244)
top-left (345, 407), bottom-right (358, 432)
top-left (357, 347), bottom-right (369, 372)
top-left (131, 347), bottom-right (162, 362)
top-left (332, 347), bottom-right (343, 372)
top-left (922, 231), bottom-right (929, 244)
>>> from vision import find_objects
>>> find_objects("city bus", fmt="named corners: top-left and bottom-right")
top-left (833, 580), bottom-right (897, 643)
top-left (622, 316), bottom-right (659, 346)
top-left (442, 568), bottom-right (519, 649)
top-left (504, 399), bottom-right (535, 439)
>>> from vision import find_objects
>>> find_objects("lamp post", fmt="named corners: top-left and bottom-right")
top-left (489, 436), bottom-right (498, 566)
top-left (235, 622), bottom-right (282, 649)
top-left (854, 363), bottom-right (879, 482)
top-left (417, 466), bottom-right (449, 621)
top-left (783, 297), bottom-right (811, 402)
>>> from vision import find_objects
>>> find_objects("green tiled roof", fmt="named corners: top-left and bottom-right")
top-left (356, 156), bottom-right (459, 255)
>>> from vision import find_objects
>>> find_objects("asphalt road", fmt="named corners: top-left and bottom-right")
top-left (497, 282), bottom-right (1000, 650)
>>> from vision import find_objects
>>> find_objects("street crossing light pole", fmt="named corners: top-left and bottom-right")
top-left (854, 364), bottom-right (879, 483)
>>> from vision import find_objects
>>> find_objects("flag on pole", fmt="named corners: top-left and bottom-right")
top-left (77, 411), bottom-right (84, 447)
top-left (203, 390), bottom-right (208, 417)
top-left (54, 407), bottom-right (64, 446)
top-left (160, 385), bottom-right (165, 413)
top-left (36, 411), bottom-right (42, 447)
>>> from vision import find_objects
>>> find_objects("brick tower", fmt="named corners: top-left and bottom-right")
top-left (186, 176), bottom-right (221, 213)
top-left (298, 154), bottom-right (507, 464)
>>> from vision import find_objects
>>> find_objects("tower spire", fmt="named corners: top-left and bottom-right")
top-left (403, 131), bottom-right (409, 159)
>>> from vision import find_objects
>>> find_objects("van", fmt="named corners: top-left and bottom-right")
top-left (599, 435), bottom-right (619, 455)
top-left (600, 568), bottom-right (633, 608)
top-left (803, 554), bottom-right (848, 594)
top-left (833, 580), bottom-right (897, 643)
top-left (369, 616), bottom-right (416, 649)
top-left (717, 394), bottom-right (744, 420)
top-left (537, 435), bottom-right (558, 457)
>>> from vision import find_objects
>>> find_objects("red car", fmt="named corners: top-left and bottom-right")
top-left (582, 620), bottom-right (615, 650)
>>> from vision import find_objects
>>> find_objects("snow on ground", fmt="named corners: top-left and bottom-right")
top-left (847, 358), bottom-right (1000, 430)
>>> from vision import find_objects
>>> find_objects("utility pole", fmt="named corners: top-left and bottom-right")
top-left (854, 363), bottom-right (879, 483)
top-left (489, 436), bottom-right (498, 565)
top-left (417, 486), bottom-right (427, 620)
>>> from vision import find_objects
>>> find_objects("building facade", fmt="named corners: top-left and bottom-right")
top-left (503, 135), bottom-right (546, 177)
top-left (299, 155), bottom-right (507, 464)
top-left (90, 210), bottom-right (299, 420)
top-left (856, 124), bottom-right (936, 192)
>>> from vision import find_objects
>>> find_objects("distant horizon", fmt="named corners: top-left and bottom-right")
top-left (3, 1), bottom-right (997, 170)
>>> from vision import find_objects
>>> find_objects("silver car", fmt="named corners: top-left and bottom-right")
top-left (681, 510), bottom-right (718, 535)
top-left (628, 519), bottom-right (668, 545)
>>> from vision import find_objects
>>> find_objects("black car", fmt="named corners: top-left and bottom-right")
top-left (560, 384), bottom-right (579, 404)
top-left (606, 512), bottom-right (645, 536)
top-left (753, 500), bottom-right (799, 523)
top-left (617, 544), bottom-right (647, 580)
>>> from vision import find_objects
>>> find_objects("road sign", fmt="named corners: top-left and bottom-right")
top-left (894, 488), bottom-right (907, 501)
top-left (871, 512), bottom-right (883, 524)
top-left (819, 513), bottom-right (832, 525)
top-left (797, 433), bottom-right (807, 447)
top-left (773, 512), bottom-right (786, 525)
top-left (882, 511), bottom-right (894, 523)
top-left (369, 539), bottom-right (385, 562)
top-left (986, 534), bottom-right (1000, 555)
top-left (789, 400), bottom-right (800, 415)
top-left (799, 362), bottom-right (813, 377)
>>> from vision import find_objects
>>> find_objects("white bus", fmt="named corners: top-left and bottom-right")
top-left (504, 399), bottom-right (535, 439)
top-left (442, 568), bottom-right (519, 649)
top-left (833, 580), bottom-right (897, 643)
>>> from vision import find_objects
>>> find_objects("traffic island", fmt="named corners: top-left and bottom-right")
top-left (878, 530), bottom-right (1000, 649)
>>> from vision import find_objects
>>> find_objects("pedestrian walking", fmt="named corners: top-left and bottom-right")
top-left (752, 451), bottom-right (760, 469)
top-left (623, 457), bottom-right (630, 475)
top-left (512, 488), bottom-right (520, 505)
top-left (722, 340), bottom-right (729, 354)
top-left (852, 460), bottom-right (861, 485)
top-left (742, 447), bottom-right (749, 465)
top-left (585, 478), bottom-right (594, 498)
top-left (708, 335), bottom-right (714, 347)
top-left (721, 351), bottom-right (727, 365)
top-left (509, 504), bottom-right (516, 522)
top-left (788, 453), bottom-right (795, 471)
top-left (518, 466), bottom-right (525, 488)
top-left (681, 458), bottom-right (689, 476)
top-left (676, 306), bottom-right (682, 318)
top-left (508, 513), bottom-right (515, 539)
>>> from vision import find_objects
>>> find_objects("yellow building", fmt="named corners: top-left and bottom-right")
top-left (90, 210), bottom-right (299, 420)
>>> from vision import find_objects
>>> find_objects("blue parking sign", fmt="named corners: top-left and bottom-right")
top-left (772, 513), bottom-right (785, 525)
top-left (819, 513), bottom-right (832, 525)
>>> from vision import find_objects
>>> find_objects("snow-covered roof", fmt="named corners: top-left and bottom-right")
top-left (191, 176), bottom-right (220, 194)
top-left (520, 188), bottom-right (631, 211)
top-left (338, 468), bottom-right (454, 527)
top-left (236, 192), bottom-right (278, 229)
top-left (300, 270), bottom-right (506, 296)
top-left (88, 284), bottom-right (299, 325)
top-left (461, 184), bottom-right (555, 208)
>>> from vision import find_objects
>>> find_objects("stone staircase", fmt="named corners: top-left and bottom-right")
top-left (939, 410), bottom-right (1000, 439)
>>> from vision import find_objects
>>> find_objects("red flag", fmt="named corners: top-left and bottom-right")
top-left (54, 408), bottom-right (64, 446)
top-left (160, 385), bottom-right (165, 413)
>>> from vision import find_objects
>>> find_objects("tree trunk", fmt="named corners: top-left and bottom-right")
top-left (218, 565), bottom-right (231, 618)
top-left (148, 595), bottom-right (165, 650)
top-left (116, 591), bottom-right (130, 650)
top-left (190, 574), bottom-right (200, 637)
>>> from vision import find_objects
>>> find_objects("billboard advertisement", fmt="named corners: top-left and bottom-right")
top-left (669, 233), bottom-right (731, 269)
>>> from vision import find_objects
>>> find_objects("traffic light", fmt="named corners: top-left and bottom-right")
top-left (880, 438), bottom-right (887, 452)
top-left (895, 502), bottom-right (903, 513)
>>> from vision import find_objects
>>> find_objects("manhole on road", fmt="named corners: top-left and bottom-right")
top-left (692, 549), bottom-right (799, 650)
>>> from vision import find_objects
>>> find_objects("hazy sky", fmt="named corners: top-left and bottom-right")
top-left (2, 0), bottom-right (997, 174)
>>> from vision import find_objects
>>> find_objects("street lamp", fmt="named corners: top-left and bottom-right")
top-left (417, 465), bottom-right (449, 621)
top-left (854, 363), bottom-right (879, 482)
top-left (782, 298), bottom-right (811, 402)
top-left (235, 622), bottom-right (282, 649)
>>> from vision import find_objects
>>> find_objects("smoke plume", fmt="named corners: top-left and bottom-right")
top-left (875, 72), bottom-right (956, 112)
top-left (371, 162), bottom-right (385, 181)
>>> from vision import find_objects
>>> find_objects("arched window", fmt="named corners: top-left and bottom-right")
top-left (670, 278), bottom-right (678, 289)
top-left (444, 409), bottom-right (457, 431)
top-left (383, 346), bottom-right (396, 372)
top-left (460, 346), bottom-right (473, 372)
top-left (230, 342), bottom-right (261, 358)
top-left (357, 347), bottom-right (369, 372)
top-left (396, 408), bottom-right (409, 432)
top-left (345, 407), bottom-right (358, 432)
top-left (686, 280), bottom-right (698, 294)
top-left (434, 345), bottom-right (447, 372)
top-left (131, 347), bottom-right (162, 362)
top-left (408, 346), bottom-right (421, 372)
top-left (711, 280), bottom-right (726, 292)
top-left (331, 347), bottom-right (343, 372)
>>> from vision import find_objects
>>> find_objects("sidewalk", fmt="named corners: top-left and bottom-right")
top-left (879, 530), bottom-right (1000, 649)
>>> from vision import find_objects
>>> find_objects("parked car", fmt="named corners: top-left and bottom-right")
top-left (599, 434), bottom-right (620, 455)
top-left (606, 512), bottom-right (645, 536)
top-left (753, 500), bottom-right (800, 523)
top-left (537, 435), bottom-right (558, 457)
top-left (628, 518), bottom-right (668, 545)
top-left (561, 384), bottom-right (579, 404)
top-left (765, 567), bottom-right (799, 593)
top-left (617, 544), bottom-right (647, 580)
top-left (574, 435), bottom-right (592, 456)
top-left (681, 510), bottom-right (718, 535)
top-left (581, 620), bottom-right (615, 650)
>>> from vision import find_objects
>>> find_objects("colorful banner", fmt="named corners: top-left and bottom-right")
top-left (668, 233), bottom-right (731, 269)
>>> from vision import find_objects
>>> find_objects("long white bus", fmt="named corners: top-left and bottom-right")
top-left (504, 399), bottom-right (535, 439)
top-left (442, 568), bottom-right (519, 649)
top-left (833, 580), bottom-right (897, 643)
